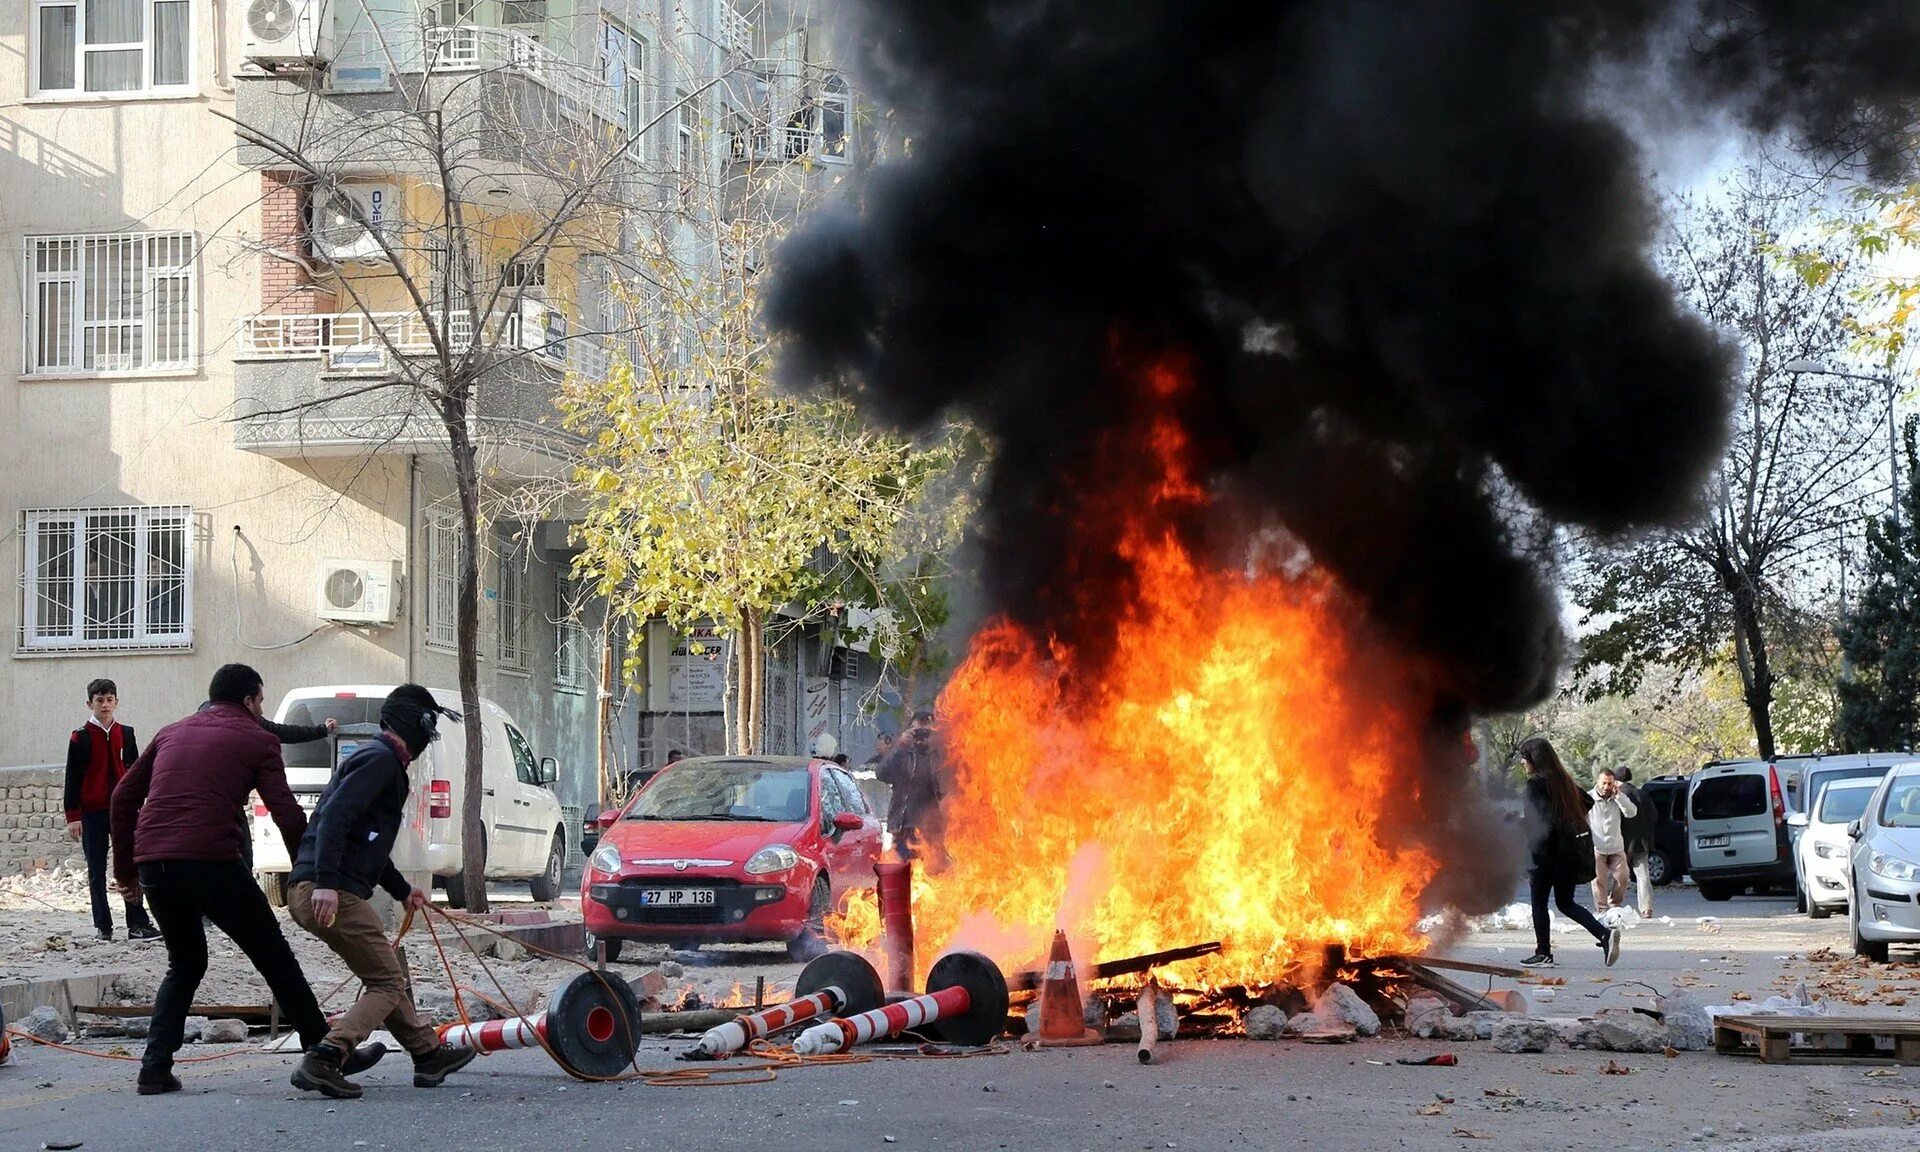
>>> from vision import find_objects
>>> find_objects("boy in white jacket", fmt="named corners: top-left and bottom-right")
top-left (1589, 770), bottom-right (1639, 913)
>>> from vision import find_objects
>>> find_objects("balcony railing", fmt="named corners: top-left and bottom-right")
top-left (716, 0), bottom-right (752, 57)
top-left (236, 304), bottom-right (608, 379)
top-left (425, 25), bottom-right (623, 127)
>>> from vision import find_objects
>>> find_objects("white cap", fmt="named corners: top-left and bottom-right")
top-left (810, 732), bottom-right (839, 758)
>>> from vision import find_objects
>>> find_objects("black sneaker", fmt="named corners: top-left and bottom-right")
top-left (291, 1044), bottom-right (363, 1100)
top-left (127, 922), bottom-right (161, 941)
top-left (1602, 927), bottom-right (1622, 967)
top-left (1519, 952), bottom-right (1555, 966)
top-left (411, 1044), bottom-right (476, 1088)
top-left (136, 1070), bottom-right (181, 1096)
top-left (341, 1041), bottom-right (388, 1076)
top-left (96, 928), bottom-right (114, 941)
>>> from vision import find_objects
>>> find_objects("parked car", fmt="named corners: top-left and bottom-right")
top-left (1636, 775), bottom-right (1691, 886)
top-left (1786, 755), bottom-right (1900, 911)
top-left (1798, 778), bottom-right (1882, 920)
top-left (249, 685), bottom-right (568, 908)
top-left (1687, 758), bottom-right (1794, 900)
top-left (1847, 764), bottom-right (1920, 961)
top-left (581, 755), bottom-right (881, 962)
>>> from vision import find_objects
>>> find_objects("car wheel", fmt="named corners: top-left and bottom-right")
top-left (1698, 881), bottom-right (1736, 902)
top-left (788, 877), bottom-right (832, 963)
top-left (442, 870), bottom-right (471, 910)
top-left (529, 832), bottom-right (564, 903)
top-left (258, 871), bottom-right (288, 909)
top-left (1647, 850), bottom-right (1673, 888)
top-left (1807, 894), bottom-right (1832, 920)
top-left (586, 932), bottom-right (623, 964)
top-left (1795, 883), bottom-right (1807, 914)
top-left (1852, 890), bottom-right (1890, 962)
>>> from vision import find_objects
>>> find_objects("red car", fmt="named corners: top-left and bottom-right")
top-left (582, 755), bottom-right (881, 961)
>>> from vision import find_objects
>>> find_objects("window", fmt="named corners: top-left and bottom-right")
top-left (34, 0), bottom-right (192, 96)
top-left (600, 21), bottom-right (647, 135)
top-left (27, 232), bottom-right (196, 375)
top-left (501, 259), bottom-right (547, 290)
top-left (677, 94), bottom-right (698, 180)
top-left (830, 768), bottom-right (870, 815)
top-left (554, 576), bottom-right (588, 692)
top-left (505, 723), bottom-right (538, 785)
top-left (425, 508), bottom-right (460, 651)
top-left (501, 0), bottom-right (546, 24)
top-left (820, 75), bottom-right (850, 161)
top-left (20, 505), bottom-right (191, 651)
top-left (1691, 775), bottom-right (1766, 821)
top-left (496, 537), bottom-right (529, 672)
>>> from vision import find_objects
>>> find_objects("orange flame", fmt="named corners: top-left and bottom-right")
top-left (894, 350), bottom-right (1438, 988)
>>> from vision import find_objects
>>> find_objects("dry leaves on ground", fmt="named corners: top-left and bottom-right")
top-left (1730, 991), bottom-right (1752, 1001)
top-left (1451, 1129), bottom-right (1492, 1140)
top-left (1600, 1060), bottom-right (1635, 1075)
top-left (1418, 1102), bottom-right (1450, 1116)
top-left (1546, 1067), bottom-right (1581, 1075)
top-left (1662, 1047), bottom-right (1678, 1058)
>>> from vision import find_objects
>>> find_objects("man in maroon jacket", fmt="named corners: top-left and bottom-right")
top-left (110, 663), bottom-right (381, 1095)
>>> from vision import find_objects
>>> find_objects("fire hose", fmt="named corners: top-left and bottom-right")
top-left (792, 951), bottom-right (1009, 1056)
top-left (684, 950), bottom-right (886, 1059)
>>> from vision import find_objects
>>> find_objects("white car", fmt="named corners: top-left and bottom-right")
top-left (1796, 778), bottom-right (1880, 919)
top-left (1848, 764), bottom-right (1920, 962)
top-left (250, 685), bottom-right (568, 906)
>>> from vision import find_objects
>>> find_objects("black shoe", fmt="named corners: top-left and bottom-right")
top-left (127, 922), bottom-right (160, 941)
top-left (341, 1041), bottom-right (388, 1076)
top-left (136, 1070), bottom-right (181, 1095)
top-left (96, 928), bottom-right (114, 941)
top-left (1519, 952), bottom-right (1555, 966)
top-left (411, 1044), bottom-right (476, 1087)
top-left (1602, 927), bottom-right (1622, 967)
top-left (290, 1044), bottom-right (363, 1100)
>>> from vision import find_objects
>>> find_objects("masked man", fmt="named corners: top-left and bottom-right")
top-left (287, 684), bottom-right (475, 1099)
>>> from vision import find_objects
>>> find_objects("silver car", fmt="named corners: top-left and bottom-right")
top-left (1846, 764), bottom-right (1920, 961)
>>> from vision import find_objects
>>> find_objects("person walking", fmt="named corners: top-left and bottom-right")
top-left (286, 684), bottom-right (474, 1100)
top-left (109, 664), bottom-right (381, 1095)
top-left (1616, 766), bottom-right (1656, 918)
top-left (877, 710), bottom-right (944, 861)
top-left (64, 678), bottom-right (158, 941)
top-left (1518, 736), bottom-right (1620, 968)
top-left (1588, 768), bottom-right (1639, 915)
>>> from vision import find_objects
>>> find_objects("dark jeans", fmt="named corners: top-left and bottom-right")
top-left (79, 810), bottom-right (150, 935)
top-left (138, 859), bottom-right (327, 1075)
top-left (1529, 863), bottom-right (1610, 956)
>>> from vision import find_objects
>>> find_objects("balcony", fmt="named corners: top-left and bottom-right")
top-left (231, 304), bottom-right (604, 463)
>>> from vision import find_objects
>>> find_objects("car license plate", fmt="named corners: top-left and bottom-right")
top-left (1696, 834), bottom-right (1731, 848)
top-left (641, 888), bottom-right (715, 907)
top-left (296, 794), bottom-right (320, 812)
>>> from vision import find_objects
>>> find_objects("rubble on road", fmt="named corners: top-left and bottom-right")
top-left (1490, 1018), bottom-right (1555, 1053)
top-left (1243, 1005), bottom-right (1287, 1040)
top-left (16, 1007), bottom-right (67, 1043)
top-left (202, 1019), bottom-right (249, 1044)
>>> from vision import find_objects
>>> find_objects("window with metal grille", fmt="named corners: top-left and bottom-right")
top-left (19, 505), bottom-right (191, 651)
top-left (497, 536), bottom-right (530, 672)
top-left (501, 258), bottom-right (547, 290)
top-left (33, 0), bottom-right (192, 96)
top-left (27, 231), bottom-right (196, 375)
top-left (554, 576), bottom-right (588, 692)
top-left (425, 508), bottom-right (460, 651)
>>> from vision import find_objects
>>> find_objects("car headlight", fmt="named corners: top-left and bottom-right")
top-left (589, 844), bottom-right (621, 875)
top-left (1869, 851), bottom-right (1920, 882)
top-left (745, 844), bottom-right (800, 876)
top-left (1813, 841), bottom-right (1844, 859)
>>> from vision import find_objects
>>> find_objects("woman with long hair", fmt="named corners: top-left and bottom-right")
top-left (1518, 735), bottom-right (1620, 967)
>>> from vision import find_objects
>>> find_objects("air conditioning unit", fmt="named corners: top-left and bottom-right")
top-left (243, 0), bottom-right (334, 67)
top-left (310, 182), bottom-right (399, 264)
top-left (316, 558), bottom-right (400, 624)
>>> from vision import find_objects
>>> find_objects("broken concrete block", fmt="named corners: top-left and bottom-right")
top-left (123, 1016), bottom-right (151, 1039)
top-left (1594, 1009), bottom-right (1669, 1053)
top-left (1545, 1017), bottom-right (1604, 1049)
top-left (1404, 994), bottom-right (1451, 1039)
top-left (1313, 984), bottom-right (1381, 1036)
top-left (628, 969), bottom-right (670, 1004)
top-left (1109, 998), bottom-right (1177, 1041)
top-left (1491, 1017), bottom-right (1555, 1053)
top-left (1244, 1005), bottom-right (1288, 1041)
top-left (1436, 1015), bottom-right (1483, 1042)
top-left (182, 1015), bottom-right (209, 1043)
top-left (17, 1006), bottom-right (67, 1043)
top-left (1465, 1010), bottom-right (1507, 1039)
top-left (203, 1018), bottom-right (249, 1044)
top-left (1656, 989), bottom-right (1713, 1051)
top-left (490, 937), bottom-right (528, 963)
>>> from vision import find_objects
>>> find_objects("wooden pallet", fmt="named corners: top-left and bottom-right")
top-left (1713, 1014), bottom-right (1920, 1065)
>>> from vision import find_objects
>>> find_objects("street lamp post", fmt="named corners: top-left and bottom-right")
top-left (1784, 358), bottom-right (1901, 531)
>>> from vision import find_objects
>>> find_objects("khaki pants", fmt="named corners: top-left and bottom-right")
top-left (288, 881), bottom-right (437, 1057)
top-left (1591, 851), bottom-right (1631, 912)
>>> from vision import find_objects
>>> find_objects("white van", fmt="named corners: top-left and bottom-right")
top-left (250, 685), bottom-right (568, 906)
top-left (1687, 758), bottom-right (1794, 900)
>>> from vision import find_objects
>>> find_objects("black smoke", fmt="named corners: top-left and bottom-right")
top-left (769, 0), bottom-right (1920, 719)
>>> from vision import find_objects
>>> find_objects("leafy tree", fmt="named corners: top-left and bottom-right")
top-left (1572, 167), bottom-right (1883, 759)
top-left (1835, 417), bottom-right (1920, 751)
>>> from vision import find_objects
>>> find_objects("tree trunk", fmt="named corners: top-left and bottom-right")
top-left (1729, 577), bottom-right (1777, 760)
top-left (446, 401), bottom-right (490, 913)
top-left (736, 607), bottom-right (764, 755)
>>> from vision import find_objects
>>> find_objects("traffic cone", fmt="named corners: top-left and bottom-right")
top-left (1036, 929), bottom-right (1104, 1047)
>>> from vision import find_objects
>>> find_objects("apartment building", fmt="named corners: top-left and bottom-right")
top-left (1, 0), bottom-right (885, 842)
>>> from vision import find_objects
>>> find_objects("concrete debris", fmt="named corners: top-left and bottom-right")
top-left (1405, 994), bottom-right (1451, 1039)
top-left (489, 938), bottom-right (528, 963)
top-left (202, 1019), bottom-right (249, 1044)
top-left (1435, 1016), bottom-right (1484, 1043)
top-left (1463, 1011), bottom-right (1506, 1040)
top-left (123, 1017), bottom-right (151, 1039)
top-left (181, 1016), bottom-right (209, 1044)
top-left (1656, 989), bottom-right (1714, 1051)
top-left (1312, 983), bottom-right (1380, 1037)
top-left (16, 1007), bottom-right (67, 1043)
top-left (1490, 1017), bottom-right (1555, 1053)
top-left (1110, 995), bottom-right (1178, 1041)
top-left (1243, 1005), bottom-right (1288, 1041)
top-left (1592, 1010), bottom-right (1670, 1053)
top-left (1545, 1017), bottom-right (1604, 1049)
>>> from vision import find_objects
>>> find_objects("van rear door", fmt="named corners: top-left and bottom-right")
top-left (1689, 763), bottom-right (1780, 872)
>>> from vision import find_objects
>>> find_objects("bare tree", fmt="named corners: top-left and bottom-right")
top-left (1572, 166), bottom-right (1882, 759)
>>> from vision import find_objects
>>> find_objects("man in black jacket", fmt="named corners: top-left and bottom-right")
top-left (1616, 766), bottom-right (1656, 919)
top-left (286, 685), bottom-right (474, 1099)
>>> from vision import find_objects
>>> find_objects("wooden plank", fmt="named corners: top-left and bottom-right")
top-left (1758, 1035), bottom-right (1790, 1064)
top-left (1010, 942), bottom-right (1224, 992)
top-left (1399, 962), bottom-right (1502, 1015)
top-left (77, 1003), bottom-right (274, 1022)
top-left (1379, 955), bottom-right (1528, 980)
top-left (1715, 1014), bottom-right (1920, 1036)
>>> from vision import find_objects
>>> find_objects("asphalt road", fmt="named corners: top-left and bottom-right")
top-left (5, 887), bottom-right (1918, 1152)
